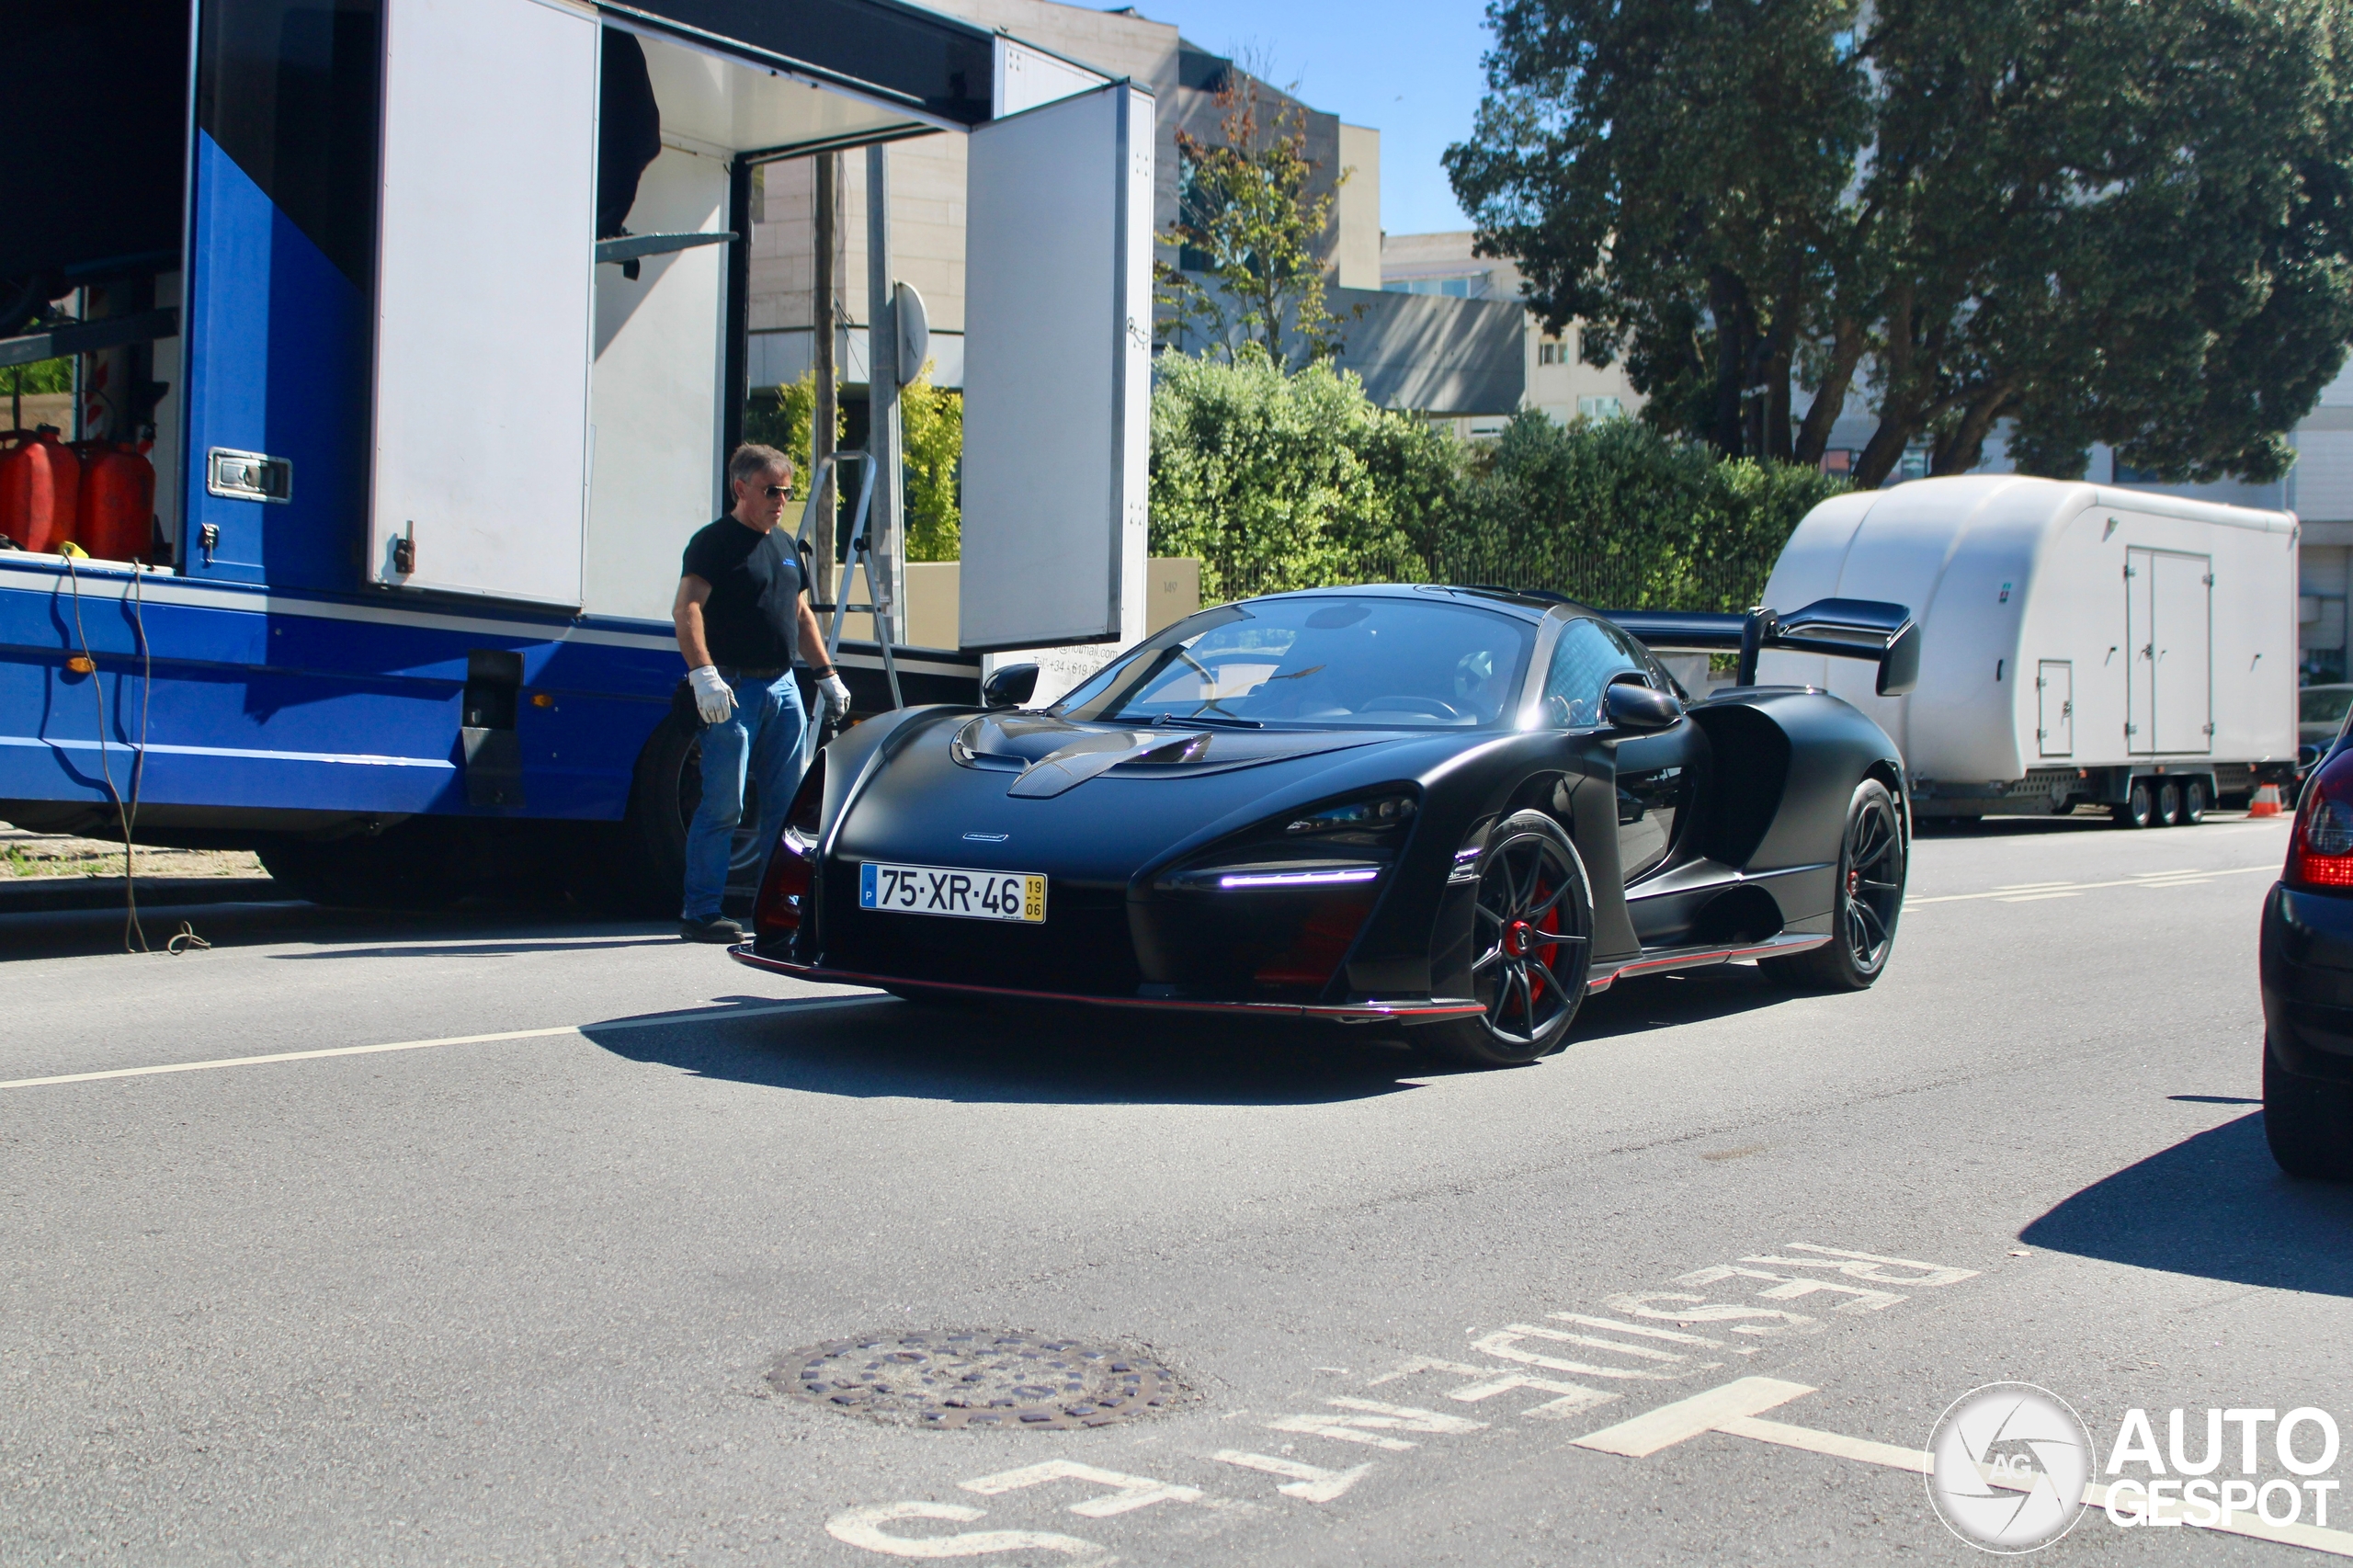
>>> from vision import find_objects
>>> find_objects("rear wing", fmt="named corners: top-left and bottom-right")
top-left (1608, 598), bottom-right (1921, 698)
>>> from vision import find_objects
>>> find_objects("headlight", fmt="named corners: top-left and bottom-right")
top-left (1286, 794), bottom-right (1416, 835)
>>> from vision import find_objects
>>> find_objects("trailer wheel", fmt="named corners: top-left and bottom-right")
top-left (2112, 778), bottom-right (2158, 828)
top-left (2157, 779), bottom-right (2183, 825)
top-left (2180, 778), bottom-right (2208, 824)
top-left (621, 709), bottom-right (769, 915)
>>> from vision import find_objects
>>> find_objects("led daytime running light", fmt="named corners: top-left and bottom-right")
top-left (1218, 866), bottom-right (1382, 889)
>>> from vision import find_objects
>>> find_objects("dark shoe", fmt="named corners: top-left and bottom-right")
top-left (679, 915), bottom-right (744, 943)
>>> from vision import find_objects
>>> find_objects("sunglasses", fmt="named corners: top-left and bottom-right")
top-left (762, 483), bottom-right (794, 500)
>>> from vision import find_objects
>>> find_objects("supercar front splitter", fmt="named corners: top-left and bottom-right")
top-left (726, 945), bottom-right (1486, 1024)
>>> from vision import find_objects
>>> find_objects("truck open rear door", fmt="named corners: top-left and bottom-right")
top-left (369, 0), bottom-right (597, 608)
top-left (958, 82), bottom-right (1154, 653)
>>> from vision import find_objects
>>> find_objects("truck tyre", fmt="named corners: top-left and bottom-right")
top-left (1766, 778), bottom-right (1905, 991)
top-left (2265, 1040), bottom-right (2353, 1181)
top-left (2180, 778), bottom-right (2209, 824)
top-left (2157, 779), bottom-right (2183, 825)
top-left (621, 708), bottom-right (768, 915)
top-left (2112, 778), bottom-right (2158, 829)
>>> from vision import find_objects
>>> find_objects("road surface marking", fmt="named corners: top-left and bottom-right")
top-left (1907, 863), bottom-right (2273, 908)
top-left (960, 1461), bottom-right (1203, 1518)
top-left (0, 994), bottom-right (885, 1090)
top-left (1576, 1377), bottom-right (2353, 1557)
top-left (825, 1501), bottom-right (1108, 1559)
top-left (1266, 1398), bottom-right (1487, 1450)
top-left (1208, 1451), bottom-right (1372, 1503)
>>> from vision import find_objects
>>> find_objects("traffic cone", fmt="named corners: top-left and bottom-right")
top-left (2251, 783), bottom-right (2284, 818)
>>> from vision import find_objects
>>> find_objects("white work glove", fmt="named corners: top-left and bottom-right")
top-left (687, 664), bottom-right (736, 724)
top-left (817, 672), bottom-right (853, 721)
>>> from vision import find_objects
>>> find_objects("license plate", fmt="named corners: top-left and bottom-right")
top-left (858, 862), bottom-right (1047, 923)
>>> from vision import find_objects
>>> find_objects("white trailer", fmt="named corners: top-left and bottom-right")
top-left (1756, 475), bottom-right (2300, 825)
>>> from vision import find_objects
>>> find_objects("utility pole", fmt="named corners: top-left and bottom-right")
top-left (811, 152), bottom-right (839, 596)
top-left (864, 142), bottom-right (904, 646)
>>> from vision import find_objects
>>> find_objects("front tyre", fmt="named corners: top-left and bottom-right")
top-left (1767, 778), bottom-right (1905, 992)
top-left (1423, 811), bottom-right (1593, 1067)
top-left (2265, 1040), bottom-right (2353, 1181)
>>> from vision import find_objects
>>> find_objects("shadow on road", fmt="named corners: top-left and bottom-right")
top-left (2020, 1113), bottom-right (2353, 1296)
top-left (582, 991), bottom-right (1440, 1108)
top-left (269, 937), bottom-right (682, 960)
top-left (1573, 964), bottom-right (1809, 1040)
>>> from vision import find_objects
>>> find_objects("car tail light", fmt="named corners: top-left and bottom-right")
top-left (754, 754), bottom-right (826, 937)
top-left (2290, 766), bottom-right (2353, 889)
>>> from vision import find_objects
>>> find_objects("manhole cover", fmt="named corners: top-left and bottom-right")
top-left (770, 1330), bottom-right (1190, 1429)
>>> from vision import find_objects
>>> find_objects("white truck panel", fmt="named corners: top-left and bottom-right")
top-left (1757, 476), bottom-right (2296, 787)
top-left (371, 0), bottom-right (597, 609)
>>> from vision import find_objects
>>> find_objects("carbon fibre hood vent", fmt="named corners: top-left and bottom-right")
top-left (951, 714), bottom-right (1392, 794)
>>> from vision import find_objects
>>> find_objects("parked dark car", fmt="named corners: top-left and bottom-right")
top-left (2260, 740), bottom-right (2353, 1178)
top-left (733, 585), bottom-right (1918, 1067)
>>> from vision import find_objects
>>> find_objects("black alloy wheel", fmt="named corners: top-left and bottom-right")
top-left (2113, 778), bottom-right (2158, 829)
top-left (2181, 778), bottom-right (2209, 825)
top-left (1768, 778), bottom-right (1904, 991)
top-left (1425, 810), bottom-right (1593, 1067)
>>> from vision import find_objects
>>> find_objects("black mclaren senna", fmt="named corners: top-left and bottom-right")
top-left (732, 585), bottom-right (1920, 1066)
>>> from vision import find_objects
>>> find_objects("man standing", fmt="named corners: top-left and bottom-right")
top-left (673, 443), bottom-right (852, 941)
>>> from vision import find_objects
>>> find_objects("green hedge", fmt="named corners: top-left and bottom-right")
top-left (1148, 351), bottom-right (1846, 613)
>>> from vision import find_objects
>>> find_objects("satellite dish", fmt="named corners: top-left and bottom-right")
top-left (895, 281), bottom-right (929, 386)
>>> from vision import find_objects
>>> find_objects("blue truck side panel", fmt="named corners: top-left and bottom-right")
top-left (183, 131), bottom-right (372, 593)
top-left (0, 561), bottom-right (676, 820)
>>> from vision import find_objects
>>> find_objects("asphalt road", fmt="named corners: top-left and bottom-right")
top-left (5, 810), bottom-right (2350, 1566)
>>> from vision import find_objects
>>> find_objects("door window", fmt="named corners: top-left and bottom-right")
top-left (1542, 617), bottom-right (1648, 727)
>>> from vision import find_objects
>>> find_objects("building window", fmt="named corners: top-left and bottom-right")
top-left (1896, 445), bottom-right (1931, 482)
top-left (1820, 449), bottom-right (1856, 476)
top-left (1538, 337), bottom-right (1566, 366)
top-left (1383, 273), bottom-right (1488, 299)
top-left (1577, 395), bottom-right (1623, 421)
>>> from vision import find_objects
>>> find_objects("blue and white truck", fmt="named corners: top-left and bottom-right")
top-left (3, 0), bottom-right (1153, 905)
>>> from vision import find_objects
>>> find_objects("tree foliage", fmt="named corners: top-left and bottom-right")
top-left (1156, 79), bottom-right (1355, 369)
top-left (1448, 0), bottom-right (2353, 486)
top-left (749, 366), bottom-right (961, 562)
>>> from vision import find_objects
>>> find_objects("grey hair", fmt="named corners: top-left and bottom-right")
top-left (728, 442), bottom-right (793, 489)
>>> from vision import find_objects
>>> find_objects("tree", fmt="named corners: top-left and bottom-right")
top-left (747, 365), bottom-right (961, 562)
top-left (1449, 0), bottom-right (2353, 486)
top-left (1157, 78), bottom-right (1356, 368)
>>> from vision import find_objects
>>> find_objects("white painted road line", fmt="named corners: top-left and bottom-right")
top-left (1906, 863), bottom-right (2274, 908)
top-left (1574, 1377), bottom-right (2353, 1558)
top-left (0, 994), bottom-right (886, 1091)
top-left (1209, 1451), bottom-right (1373, 1504)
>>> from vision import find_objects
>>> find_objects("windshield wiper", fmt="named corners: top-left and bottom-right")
top-left (1139, 710), bottom-right (1262, 729)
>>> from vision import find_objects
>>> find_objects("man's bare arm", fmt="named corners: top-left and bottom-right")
top-left (673, 575), bottom-right (715, 669)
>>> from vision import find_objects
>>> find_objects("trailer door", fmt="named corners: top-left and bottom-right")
top-left (369, 0), bottom-right (597, 608)
top-left (2037, 661), bottom-right (2073, 757)
top-left (959, 83), bottom-right (1154, 652)
top-left (2153, 551), bottom-right (2214, 753)
top-left (2126, 549), bottom-right (2155, 754)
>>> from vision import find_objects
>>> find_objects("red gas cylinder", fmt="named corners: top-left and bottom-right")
top-left (74, 441), bottom-right (153, 562)
top-left (0, 427), bottom-right (81, 553)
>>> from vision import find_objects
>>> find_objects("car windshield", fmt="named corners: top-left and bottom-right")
top-left (1051, 595), bottom-right (1540, 729)
top-left (2303, 687), bottom-right (2353, 725)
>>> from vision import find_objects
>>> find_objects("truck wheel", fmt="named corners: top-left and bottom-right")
top-left (2112, 778), bottom-right (2158, 828)
top-left (2265, 1040), bottom-right (2353, 1181)
top-left (1766, 778), bottom-right (1905, 991)
top-left (2157, 779), bottom-right (2183, 825)
top-left (2181, 778), bottom-right (2209, 824)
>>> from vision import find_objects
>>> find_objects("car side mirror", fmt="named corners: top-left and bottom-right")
top-left (1604, 680), bottom-right (1683, 733)
top-left (983, 662), bottom-right (1040, 710)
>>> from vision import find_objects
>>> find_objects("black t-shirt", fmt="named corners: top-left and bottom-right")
top-left (680, 517), bottom-right (802, 669)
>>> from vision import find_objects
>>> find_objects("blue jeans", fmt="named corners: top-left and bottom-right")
top-left (682, 670), bottom-right (807, 920)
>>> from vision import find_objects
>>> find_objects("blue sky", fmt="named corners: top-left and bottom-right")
top-left (1137, 1), bottom-right (1496, 235)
